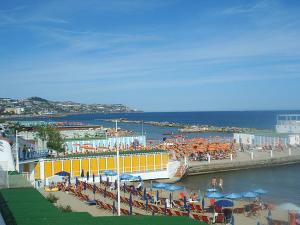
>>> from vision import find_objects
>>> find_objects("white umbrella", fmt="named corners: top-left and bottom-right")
top-left (278, 203), bottom-right (300, 212)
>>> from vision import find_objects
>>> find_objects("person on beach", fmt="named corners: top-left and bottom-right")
top-left (219, 178), bottom-right (223, 191)
top-left (211, 177), bottom-right (217, 188)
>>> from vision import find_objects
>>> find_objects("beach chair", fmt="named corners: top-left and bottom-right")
top-left (174, 210), bottom-right (183, 216)
top-left (166, 209), bottom-right (174, 216)
top-left (216, 213), bottom-right (224, 223)
top-left (106, 204), bottom-right (113, 211)
top-left (120, 208), bottom-right (130, 215)
top-left (173, 200), bottom-right (182, 207)
top-left (120, 196), bottom-right (127, 203)
top-left (195, 204), bottom-right (203, 212)
top-left (188, 203), bottom-right (196, 211)
top-left (201, 215), bottom-right (210, 223)
top-left (192, 213), bottom-right (201, 221)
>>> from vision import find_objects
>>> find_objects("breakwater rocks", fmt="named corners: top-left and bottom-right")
top-left (99, 118), bottom-right (256, 133)
top-left (187, 155), bottom-right (300, 175)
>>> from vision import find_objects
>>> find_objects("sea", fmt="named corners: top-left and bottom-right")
top-left (32, 110), bottom-right (300, 205)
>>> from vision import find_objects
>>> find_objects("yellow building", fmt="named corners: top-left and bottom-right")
top-left (20, 150), bottom-right (169, 181)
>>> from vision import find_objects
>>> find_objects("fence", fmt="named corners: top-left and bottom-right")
top-left (0, 161), bottom-right (32, 189)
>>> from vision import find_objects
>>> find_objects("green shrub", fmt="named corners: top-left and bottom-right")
top-left (46, 193), bottom-right (59, 203)
top-left (58, 205), bottom-right (72, 213)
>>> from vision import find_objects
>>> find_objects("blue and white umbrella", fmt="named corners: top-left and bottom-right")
top-left (205, 192), bottom-right (224, 199)
top-left (104, 170), bottom-right (117, 176)
top-left (225, 193), bottom-right (242, 200)
top-left (164, 185), bottom-right (184, 192)
top-left (55, 171), bottom-right (70, 177)
top-left (152, 182), bottom-right (169, 189)
top-left (242, 191), bottom-right (257, 199)
top-left (120, 173), bottom-right (133, 181)
top-left (253, 188), bottom-right (268, 195)
top-left (207, 188), bottom-right (218, 192)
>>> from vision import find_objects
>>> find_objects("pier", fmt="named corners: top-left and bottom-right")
top-left (99, 118), bottom-right (257, 133)
top-left (187, 149), bottom-right (300, 175)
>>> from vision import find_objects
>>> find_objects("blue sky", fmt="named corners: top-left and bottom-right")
top-left (0, 0), bottom-right (300, 111)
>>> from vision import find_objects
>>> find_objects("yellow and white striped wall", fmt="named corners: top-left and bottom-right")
top-left (20, 152), bottom-right (169, 181)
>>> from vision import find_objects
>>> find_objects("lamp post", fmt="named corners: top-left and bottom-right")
top-left (15, 130), bottom-right (20, 172)
top-left (116, 145), bottom-right (121, 216)
top-left (115, 120), bottom-right (121, 216)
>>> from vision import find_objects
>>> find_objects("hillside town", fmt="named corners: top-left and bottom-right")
top-left (0, 97), bottom-right (138, 116)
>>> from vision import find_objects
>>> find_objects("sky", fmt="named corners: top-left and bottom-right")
top-left (0, 0), bottom-right (300, 112)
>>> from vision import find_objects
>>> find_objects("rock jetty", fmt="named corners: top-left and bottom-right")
top-left (98, 118), bottom-right (256, 133)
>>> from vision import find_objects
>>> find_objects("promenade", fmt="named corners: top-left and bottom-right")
top-left (187, 148), bottom-right (300, 175)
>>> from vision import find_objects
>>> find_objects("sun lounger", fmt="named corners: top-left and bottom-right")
top-left (195, 204), bottom-right (203, 212)
top-left (192, 213), bottom-right (201, 221)
top-left (120, 208), bottom-right (130, 215)
top-left (201, 215), bottom-right (210, 223)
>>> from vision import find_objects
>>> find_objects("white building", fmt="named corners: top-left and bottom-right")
top-left (276, 114), bottom-right (300, 134)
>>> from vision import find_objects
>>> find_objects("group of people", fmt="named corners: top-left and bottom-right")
top-left (211, 177), bottom-right (224, 191)
top-left (21, 144), bottom-right (36, 160)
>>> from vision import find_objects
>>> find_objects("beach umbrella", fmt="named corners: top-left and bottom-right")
top-left (55, 171), bottom-right (70, 177)
top-left (93, 184), bottom-right (96, 199)
top-left (143, 188), bottom-right (147, 200)
top-left (104, 170), bottom-right (117, 176)
top-left (129, 203), bottom-right (132, 215)
top-left (145, 197), bottom-right (149, 211)
top-left (152, 182), bottom-right (169, 189)
top-left (242, 191), bottom-right (257, 199)
top-left (184, 196), bottom-right (187, 209)
top-left (197, 190), bottom-right (201, 202)
top-left (164, 200), bottom-right (167, 215)
top-left (164, 185), bottom-right (184, 192)
top-left (268, 209), bottom-right (272, 220)
top-left (120, 173), bottom-right (133, 181)
top-left (81, 169), bottom-right (84, 178)
top-left (207, 188), bottom-right (218, 192)
top-left (205, 192), bottom-right (224, 199)
top-left (216, 199), bottom-right (234, 207)
top-left (202, 198), bottom-right (205, 209)
top-left (99, 174), bottom-right (102, 184)
top-left (129, 192), bottom-right (133, 215)
top-left (231, 215), bottom-right (235, 225)
top-left (278, 203), bottom-right (300, 212)
top-left (83, 181), bottom-right (87, 190)
top-left (225, 193), bottom-right (242, 200)
top-left (113, 201), bottom-right (116, 215)
top-left (87, 171), bottom-right (90, 181)
top-left (253, 188), bottom-right (267, 195)
top-left (92, 173), bottom-right (95, 183)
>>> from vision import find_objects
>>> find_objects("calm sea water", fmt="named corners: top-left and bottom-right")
top-left (37, 110), bottom-right (300, 205)
top-left (44, 110), bottom-right (300, 140)
top-left (178, 164), bottom-right (300, 205)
